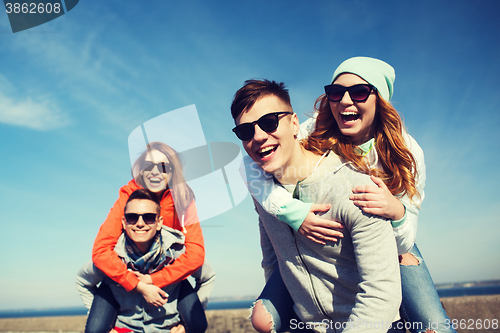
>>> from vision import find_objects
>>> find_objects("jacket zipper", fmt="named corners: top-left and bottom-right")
top-left (290, 226), bottom-right (331, 320)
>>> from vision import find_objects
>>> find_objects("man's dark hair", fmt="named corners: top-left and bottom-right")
top-left (125, 189), bottom-right (161, 214)
top-left (231, 79), bottom-right (291, 119)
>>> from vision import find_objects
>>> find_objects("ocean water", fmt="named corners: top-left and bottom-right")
top-left (0, 300), bottom-right (256, 319)
top-left (1, 285), bottom-right (498, 319)
top-left (0, 306), bottom-right (88, 319)
top-left (436, 284), bottom-right (500, 298)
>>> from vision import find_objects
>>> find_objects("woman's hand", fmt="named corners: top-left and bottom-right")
top-left (350, 175), bottom-right (405, 221)
top-left (135, 281), bottom-right (168, 307)
top-left (298, 204), bottom-right (344, 245)
top-left (131, 271), bottom-right (153, 284)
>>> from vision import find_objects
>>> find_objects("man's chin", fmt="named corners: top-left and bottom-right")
top-left (261, 164), bottom-right (282, 177)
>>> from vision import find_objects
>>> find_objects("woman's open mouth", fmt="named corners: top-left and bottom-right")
top-left (341, 111), bottom-right (360, 123)
top-left (148, 177), bottom-right (163, 186)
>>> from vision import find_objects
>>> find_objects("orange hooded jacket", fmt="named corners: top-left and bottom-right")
top-left (92, 179), bottom-right (205, 291)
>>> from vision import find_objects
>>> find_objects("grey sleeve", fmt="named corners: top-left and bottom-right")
top-left (75, 260), bottom-right (106, 310)
top-left (260, 217), bottom-right (278, 281)
top-left (255, 199), bottom-right (278, 282)
top-left (191, 260), bottom-right (216, 310)
top-left (341, 205), bottom-right (402, 333)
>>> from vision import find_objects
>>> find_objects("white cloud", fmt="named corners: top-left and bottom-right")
top-left (0, 92), bottom-right (70, 130)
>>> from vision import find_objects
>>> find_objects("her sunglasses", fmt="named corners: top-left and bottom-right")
top-left (232, 111), bottom-right (293, 141)
top-left (124, 213), bottom-right (158, 225)
top-left (142, 161), bottom-right (172, 174)
top-left (324, 84), bottom-right (376, 102)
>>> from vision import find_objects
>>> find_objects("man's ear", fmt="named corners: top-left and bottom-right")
top-left (292, 113), bottom-right (300, 136)
top-left (156, 216), bottom-right (163, 231)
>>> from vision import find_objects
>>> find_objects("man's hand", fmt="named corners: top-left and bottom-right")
top-left (350, 175), bottom-right (405, 221)
top-left (131, 271), bottom-right (153, 284)
top-left (135, 282), bottom-right (168, 307)
top-left (298, 204), bottom-right (344, 245)
top-left (170, 323), bottom-right (186, 333)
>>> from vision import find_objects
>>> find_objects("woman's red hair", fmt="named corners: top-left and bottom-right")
top-left (302, 94), bottom-right (419, 201)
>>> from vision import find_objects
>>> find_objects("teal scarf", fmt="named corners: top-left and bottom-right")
top-left (124, 233), bottom-right (173, 274)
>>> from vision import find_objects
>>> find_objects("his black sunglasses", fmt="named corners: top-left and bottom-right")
top-left (124, 213), bottom-right (158, 225)
top-left (324, 84), bottom-right (376, 102)
top-left (232, 111), bottom-right (293, 141)
top-left (142, 161), bottom-right (172, 174)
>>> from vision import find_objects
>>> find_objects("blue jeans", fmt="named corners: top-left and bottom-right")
top-left (85, 282), bottom-right (117, 333)
top-left (85, 279), bottom-right (207, 333)
top-left (400, 244), bottom-right (456, 333)
top-left (256, 268), bottom-right (315, 332)
top-left (178, 278), bottom-right (208, 333)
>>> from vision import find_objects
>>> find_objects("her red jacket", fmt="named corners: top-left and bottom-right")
top-left (92, 179), bottom-right (205, 292)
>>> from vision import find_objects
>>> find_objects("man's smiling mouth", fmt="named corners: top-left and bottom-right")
top-left (258, 146), bottom-right (277, 158)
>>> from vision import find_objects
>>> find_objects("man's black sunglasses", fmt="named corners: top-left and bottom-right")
top-left (142, 161), bottom-right (172, 174)
top-left (324, 84), bottom-right (376, 102)
top-left (124, 213), bottom-right (158, 225)
top-left (232, 111), bottom-right (293, 141)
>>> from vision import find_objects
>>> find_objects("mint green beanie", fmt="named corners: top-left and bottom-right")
top-left (331, 57), bottom-right (395, 101)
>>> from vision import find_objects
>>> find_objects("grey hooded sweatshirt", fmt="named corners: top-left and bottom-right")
top-left (257, 152), bottom-right (401, 333)
top-left (76, 226), bottom-right (185, 333)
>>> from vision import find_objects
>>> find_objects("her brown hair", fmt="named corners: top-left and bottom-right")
top-left (131, 142), bottom-right (195, 216)
top-left (302, 93), bottom-right (419, 201)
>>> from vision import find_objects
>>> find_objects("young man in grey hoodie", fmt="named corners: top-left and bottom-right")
top-left (77, 189), bottom-right (194, 333)
top-left (231, 79), bottom-right (402, 333)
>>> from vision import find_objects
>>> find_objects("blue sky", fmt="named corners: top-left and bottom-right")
top-left (0, 0), bottom-right (499, 311)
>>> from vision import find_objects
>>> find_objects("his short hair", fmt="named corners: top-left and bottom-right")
top-left (231, 79), bottom-right (291, 119)
top-left (125, 189), bottom-right (161, 214)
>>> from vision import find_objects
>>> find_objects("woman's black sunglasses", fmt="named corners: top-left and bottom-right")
top-left (124, 213), bottom-right (158, 225)
top-left (324, 84), bottom-right (376, 102)
top-left (142, 161), bottom-right (172, 174)
top-left (232, 111), bottom-right (293, 141)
